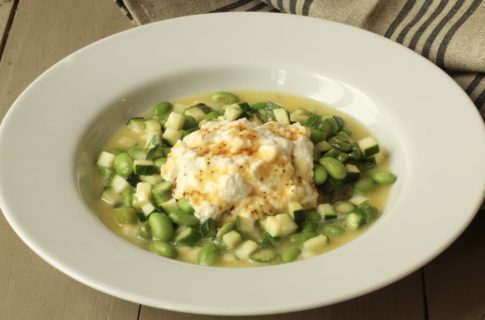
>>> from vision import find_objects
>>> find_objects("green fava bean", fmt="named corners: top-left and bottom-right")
top-left (372, 172), bottom-right (397, 185)
top-left (281, 246), bottom-right (301, 263)
top-left (148, 212), bottom-right (174, 241)
top-left (169, 210), bottom-right (199, 227)
top-left (319, 157), bottom-right (347, 180)
top-left (211, 92), bottom-right (239, 104)
top-left (313, 164), bottom-right (328, 185)
top-left (150, 241), bottom-right (177, 258)
top-left (154, 101), bottom-right (173, 117)
top-left (197, 242), bottom-right (219, 266)
top-left (113, 153), bottom-right (134, 177)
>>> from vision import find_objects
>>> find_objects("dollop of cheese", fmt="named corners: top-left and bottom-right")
top-left (160, 118), bottom-right (318, 222)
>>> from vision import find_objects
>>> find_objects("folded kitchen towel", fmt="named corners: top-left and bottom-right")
top-left (115, 0), bottom-right (485, 117)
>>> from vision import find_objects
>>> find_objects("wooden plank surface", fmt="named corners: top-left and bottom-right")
top-left (0, 0), bottom-right (15, 51)
top-left (424, 211), bottom-right (485, 320)
top-left (0, 0), bottom-right (483, 319)
top-left (0, 1), bottom-right (137, 319)
top-left (140, 272), bottom-right (425, 320)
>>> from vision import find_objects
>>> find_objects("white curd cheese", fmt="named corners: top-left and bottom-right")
top-left (160, 118), bottom-right (318, 222)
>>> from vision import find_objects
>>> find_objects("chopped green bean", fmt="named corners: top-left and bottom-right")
top-left (290, 231), bottom-right (317, 244)
top-left (200, 218), bottom-right (217, 238)
top-left (322, 224), bottom-right (345, 237)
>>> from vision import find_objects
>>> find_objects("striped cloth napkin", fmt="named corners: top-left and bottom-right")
top-left (115, 0), bottom-right (485, 117)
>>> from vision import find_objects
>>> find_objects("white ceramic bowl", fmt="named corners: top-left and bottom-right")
top-left (0, 13), bottom-right (484, 316)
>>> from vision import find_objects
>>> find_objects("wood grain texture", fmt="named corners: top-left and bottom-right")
top-left (0, 0), bottom-right (137, 319)
top-left (0, 0), bottom-right (15, 47)
top-left (424, 211), bottom-right (485, 320)
top-left (140, 271), bottom-right (425, 320)
top-left (0, 0), bottom-right (133, 119)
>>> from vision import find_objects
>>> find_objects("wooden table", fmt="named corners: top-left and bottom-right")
top-left (0, 1), bottom-right (483, 319)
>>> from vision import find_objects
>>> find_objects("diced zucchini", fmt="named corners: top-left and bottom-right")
top-left (184, 106), bottom-right (206, 122)
top-left (235, 240), bottom-right (259, 261)
top-left (144, 119), bottom-right (161, 133)
top-left (117, 136), bottom-right (136, 148)
top-left (126, 117), bottom-right (145, 133)
top-left (163, 127), bottom-right (182, 146)
top-left (346, 212), bottom-right (364, 230)
top-left (216, 221), bottom-right (236, 242)
top-left (139, 174), bottom-right (163, 185)
top-left (345, 164), bottom-right (360, 182)
top-left (333, 201), bottom-right (356, 214)
top-left (250, 248), bottom-right (277, 263)
top-left (173, 103), bottom-right (189, 113)
top-left (303, 234), bottom-right (328, 252)
top-left (111, 175), bottom-right (130, 193)
top-left (152, 181), bottom-right (172, 207)
top-left (97, 151), bottom-right (116, 168)
top-left (164, 112), bottom-right (185, 130)
top-left (174, 226), bottom-right (201, 246)
top-left (249, 115), bottom-right (262, 125)
top-left (358, 136), bottom-right (380, 157)
top-left (146, 132), bottom-right (162, 150)
top-left (140, 201), bottom-right (156, 216)
top-left (291, 210), bottom-right (306, 224)
top-left (288, 201), bottom-right (303, 215)
top-left (317, 203), bottom-right (338, 221)
top-left (349, 194), bottom-right (368, 206)
top-left (273, 108), bottom-right (290, 124)
top-left (160, 198), bottom-right (179, 214)
top-left (236, 216), bottom-right (255, 236)
top-left (134, 159), bottom-right (154, 175)
top-left (135, 182), bottom-right (152, 203)
top-left (113, 208), bottom-right (137, 225)
top-left (222, 230), bottom-right (242, 249)
top-left (127, 147), bottom-right (146, 160)
top-left (289, 109), bottom-right (311, 123)
top-left (260, 214), bottom-right (297, 237)
top-left (224, 104), bottom-right (243, 121)
top-left (120, 188), bottom-right (133, 207)
top-left (259, 216), bottom-right (281, 238)
top-left (101, 188), bottom-right (121, 206)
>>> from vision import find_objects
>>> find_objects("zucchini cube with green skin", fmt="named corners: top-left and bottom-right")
top-left (164, 112), bottom-right (185, 130)
top-left (144, 119), bottom-right (161, 133)
top-left (289, 109), bottom-right (311, 123)
top-left (111, 175), bottom-right (130, 193)
top-left (358, 136), bottom-right (380, 157)
top-left (163, 128), bottom-right (182, 146)
top-left (152, 181), bottom-right (172, 207)
top-left (235, 240), bottom-right (259, 261)
top-left (97, 151), bottom-right (116, 169)
top-left (260, 213), bottom-right (297, 237)
top-left (135, 182), bottom-right (152, 204)
top-left (159, 198), bottom-right (179, 214)
top-left (222, 230), bottom-right (242, 249)
top-left (273, 108), bottom-right (290, 124)
top-left (303, 234), bottom-right (329, 253)
top-left (184, 106), bottom-right (206, 122)
top-left (346, 212), bottom-right (365, 230)
top-left (236, 216), bottom-right (255, 237)
top-left (317, 203), bottom-right (338, 221)
top-left (134, 159), bottom-right (154, 175)
top-left (126, 117), bottom-right (145, 133)
top-left (140, 202), bottom-right (156, 216)
top-left (224, 104), bottom-right (243, 121)
top-left (101, 188), bottom-right (121, 206)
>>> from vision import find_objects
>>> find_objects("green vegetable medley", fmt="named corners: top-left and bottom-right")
top-left (96, 91), bottom-right (397, 266)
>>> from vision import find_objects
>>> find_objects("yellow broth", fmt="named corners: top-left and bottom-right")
top-left (94, 91), bottom-right (391, 267)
